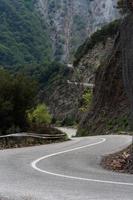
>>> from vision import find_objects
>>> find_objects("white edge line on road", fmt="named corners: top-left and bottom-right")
top-left (31, 138), bottom-right (133, 186)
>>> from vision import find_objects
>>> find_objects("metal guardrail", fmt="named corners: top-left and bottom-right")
top-left (0, 132), bottom-right (67, 149)
top-left (0, 132), bottom-right (66, 140)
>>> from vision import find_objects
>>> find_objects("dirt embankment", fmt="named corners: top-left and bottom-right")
top-left (102, 144), bottom-right (133, 174)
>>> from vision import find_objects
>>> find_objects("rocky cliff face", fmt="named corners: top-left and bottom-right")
top-left (36, 0), bottom-right (119, 62)
top-left (41, 21), bottom-right (119, 125)
top-left (77, 16), bottom-right (133, 136)
top-left (40, 66), bottom-right (85, 125)
top-left (42, 77), bottom-right (84, 125)
top-left (37, 0), bottom-right (122, 126)
top-left (88, 0), bottom-right (119, 32)
top-left (71, 20), bottom-right (119, 89)
top-left (72, 37), bottom-right (114, 84)
top-left (121, 13), bottom-right (133, 129)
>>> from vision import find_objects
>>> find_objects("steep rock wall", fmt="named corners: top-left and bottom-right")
top-left (36, 0), bottom-right (119, 62)
top-left (40, 68), bottom-right (85, 124)
top-left (72, 37), bottom-right (114, 84)
top-left (121, 13), bottom-right (133, 129)
top-left (41, 25), bottom-right (117, 124)
top-left (78, 19), bottom-right (132, 136)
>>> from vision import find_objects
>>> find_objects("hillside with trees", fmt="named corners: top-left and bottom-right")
top-left (0, 0), bottom-right (52, 68)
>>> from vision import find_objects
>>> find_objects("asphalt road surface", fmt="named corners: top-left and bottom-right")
top-left (0, 129), bottom-right (133, 200)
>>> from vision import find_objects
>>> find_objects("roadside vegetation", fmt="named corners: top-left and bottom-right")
top-left (28, 104), bottom-right (52, 126)
top-left (0, 68), bottom-right (68, 148)
top-left (0, 68), bottom-right (55, 136)
top-left (0, 68), bottom-right (37, 135)
top-left (27, 104), bottom-right (53, 134)
top-left (79, 89), bottom-right (93, 113)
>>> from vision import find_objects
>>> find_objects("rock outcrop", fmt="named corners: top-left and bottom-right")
top-left (77, 16), bottom-right (133, 136)
top-left (36, 0), bottom-right (119, 62)
top-left (37, 1), bottom-right (122, 126)
top-left (41, 67), bottom-right (85, 125)
top-left (42, 21), bottom-right (119, 125)
top-left (72, 37), bottom-right (115, 84)
top-left (121, 13), bottom-right (133, 129)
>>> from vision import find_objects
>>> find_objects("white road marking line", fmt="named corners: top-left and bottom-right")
top-left (31, 138), bottom-right (133, 186)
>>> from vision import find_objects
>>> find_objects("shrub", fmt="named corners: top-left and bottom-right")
top-left (79, 89), bottom-right (93, 112)
top-left (28, 104), bottom-right (52, 126)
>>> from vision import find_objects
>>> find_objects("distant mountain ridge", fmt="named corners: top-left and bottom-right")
top-left (36, 0), bottom-right (119, 62)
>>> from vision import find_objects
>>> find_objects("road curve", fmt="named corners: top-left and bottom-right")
top-left (67, 80), bottom-right (94, 89)
top-left (0, 129), bottom-right (133, 200)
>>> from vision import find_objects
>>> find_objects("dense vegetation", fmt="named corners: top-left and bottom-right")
top-left (0, 62), bottom-right (68, 135)
top-left (74, 20), bottom-right (120, 66)
top-left (11, 61), bottom-right (67, 89)
top-left (0, 0), bottom-right (52, 67)
top-left (79, 89), bottom-right (93, 113)
top-left (0, 68), bottom-right (37, 135)
top-left (28, 104), bottom-right (52, 126)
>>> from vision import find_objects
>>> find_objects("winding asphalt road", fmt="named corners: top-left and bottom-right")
top-left (0, 129), bottom-right (133, 200)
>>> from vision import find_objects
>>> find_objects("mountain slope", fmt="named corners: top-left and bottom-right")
top-left (37, 0), bottom-right (119, 62)
top-left (0, 0), bottom-right (119, 67)
top-left (40, 21), bottom-right (119, 125)
top-left (77, 16), bottom-right (132, 136)
top-left (0, 0), bottom-right (52, 67)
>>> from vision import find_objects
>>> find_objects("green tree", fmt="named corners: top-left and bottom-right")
top-left (12, 74), bottom-right (37, 129)
top-left (0, 68), bottom-right (37, 135)
top-left (0, 69), bottom-right (14, 134)
top-left (28, 104), bottom-right (52, 125)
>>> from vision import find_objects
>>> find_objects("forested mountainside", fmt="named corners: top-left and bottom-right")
top-left (0, 0), bottom-right (52, 67)
top-left (37, 0), bottom-right (119, 62)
